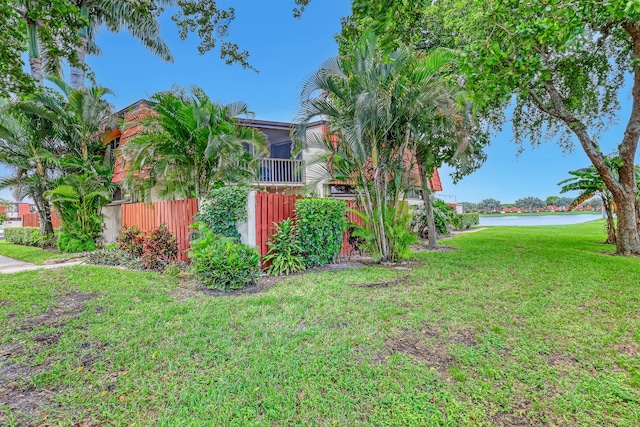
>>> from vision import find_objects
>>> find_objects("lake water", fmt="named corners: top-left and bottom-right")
top-left (479, 213), bottom-right (602, 227)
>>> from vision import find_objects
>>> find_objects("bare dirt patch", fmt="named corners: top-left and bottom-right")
top-left (25, 292), bottom-right (99, 330)
top-left (373, 324), bottom-right (478, 377)
top-left (613, 342), bottom-right (640, 358)
top-left (1, 291), bottom-right (100, 425)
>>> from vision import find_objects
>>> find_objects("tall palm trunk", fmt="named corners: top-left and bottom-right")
top-left (26, 21), bottom-right (43, 86)
top-left (69, 38), bottom-right (87, 89)
top-left (70, 6), bottom-right (89, 89)
top-left (416, 152), bottom-right (438, 249)
top-left (33, 191), bottom-right (54, 235)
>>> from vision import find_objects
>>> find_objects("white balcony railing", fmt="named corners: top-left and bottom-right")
top-left (258, 158), bottom-right (305, 185)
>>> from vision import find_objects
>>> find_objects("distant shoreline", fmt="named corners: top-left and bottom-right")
top-left (479, 211), bottom-right (602, 217)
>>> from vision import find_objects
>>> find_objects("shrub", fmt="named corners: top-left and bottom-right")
top-left (411, 200), bottom-right (458, 238)
top-left (353, 205), bottom-right (416, 262)
top-left (5, 227), bottom-right (41, 246)
top-left (116, 226), bottom-right (145, 257)
top-left (189, 232), bottom-right (260, 291)
top-left (296, 198), bottom-right (347, 266)
top-left (86, 248), bottom-right (143, 270)
top-left (263, 218), bottom-right (306, 276)
top-left (57, 232), bottom-right (97, 253)
top-left (140, 224), bottom-right (178, 270)
top-left (456, 213), bottom-right (479, 230)
top-left (163, 262), bottom-right (182, 278)
top-left (197, 186), bottom-right (249, 241)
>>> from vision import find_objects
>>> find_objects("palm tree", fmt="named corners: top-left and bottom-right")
top-left (558, 156), bottom-right (640, 244)
top-left (295, 30), bottom-right (420, 261)
top-left (121, 86), bottom-right (268, 200)
top-left (44, 173), bottom-right (113, 241)
top-left (0, 100), bottom-right (58, 234)
top-left (69, 0), bottom-right (172, 88)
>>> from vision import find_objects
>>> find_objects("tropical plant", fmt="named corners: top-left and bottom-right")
top-left (121, 86), bottom-right (268, 200)
top-left (140, 224), bottom-right (178, 270)
top-left (116, 225), bottom-right (145, 257)
top-left (263, 218), bottom-right (306, 276)
top-left (0, 98), bottom-right (58, 234)
top-left (413, 0), bottom-right (640, 255)
top-left (558, 156), bottom-right (638, 244)
top-left (295, 31), bottom-right (424, 262)
top-left (196, 186), bottom-right (250, 241)
top-left (295, 198), bottom-right (347, 266)
top-left (189, 229), bottom-right (260, 291)
top-left (44, 173), bottom-right (113, 245)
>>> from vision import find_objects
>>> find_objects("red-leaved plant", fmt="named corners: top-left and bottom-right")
top-left (116, 225), bottom-right (145, 257)
top-left (140, 224), bottom-right (178, 270)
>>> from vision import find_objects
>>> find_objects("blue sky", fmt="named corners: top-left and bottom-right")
top-left (4, 1), bottom-right (637, 204)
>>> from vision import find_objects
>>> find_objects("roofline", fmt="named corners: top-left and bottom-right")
top-left (237, 118), bottom-right (327, 130)
top-left (113, 99), bottom-right (151, 118)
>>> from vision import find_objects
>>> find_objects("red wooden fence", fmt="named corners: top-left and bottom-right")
top-left (21, 212), bottom-right (61, 229)
top-left (121, 199), bottom-right (198, 261)
top-left (255, 192), bottom-right (301, 257)
top-left (254, 192), bottom-right (363, 258)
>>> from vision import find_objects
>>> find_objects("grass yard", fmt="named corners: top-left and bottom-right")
top-left (0, 241), bottom-right (76, 265)
top-left (1, 220), bottom-right (639, 426)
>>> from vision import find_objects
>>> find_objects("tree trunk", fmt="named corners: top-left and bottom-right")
top-left (613, 190), bottom-right (640, 255)
top-left (33, 192), bottom-right (54, 235)
top-left (26, 22), bottom-right (43, 86)
top-left (70, 38), bottom-right (87, 89)
top-left (29, 57), bottom-right (43, 87)
top-left (416, 152), bottom-right (438, 249)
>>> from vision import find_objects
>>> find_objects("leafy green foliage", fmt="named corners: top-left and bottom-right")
top-left (295, 199), bottom-right (347, 266)
top-left (354, 205), bottom-right (417, 262)
top-left (5, 227), bottom-right (46, 247)
top-left (116, 226), bottom-right (145, 257)
top-left (140, 224), bottom-right (178, 271)
top-left (477, 198), bottom-right (502, 213)
top-left (189, 229), bottom-right (260, 291)
top-left (411, 200), bottom-right (458, 237)
top-left (514, 197), bottom-right (546, 212)
top-left (86, 248), bottom-right (143, 270)
top-left (197, 186), bottom-right (249, 241)
top-left (263, 218), bottom-right (306, 276)
top-left (456, 213), bottom-right (479, 230)
top-left (421, 0), bottom-right (640, 253)
top-left (121, 87), bottom-right (266, 200)
top-left (57, 232), bottom-right (97, 253)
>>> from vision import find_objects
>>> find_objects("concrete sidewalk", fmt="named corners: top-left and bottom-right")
top-left (0, 255), bottom-right (84, 274)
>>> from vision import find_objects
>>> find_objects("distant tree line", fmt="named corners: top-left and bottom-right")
top-left (462, 196), bottom-right (602, 213)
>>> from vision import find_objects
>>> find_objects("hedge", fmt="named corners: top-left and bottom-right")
top-left (5, 227), bottom-right (55, 247)
top-left (295, 198), bottom-right (347, 266)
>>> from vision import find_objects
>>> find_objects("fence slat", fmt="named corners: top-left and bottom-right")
top-left (120, 199), bottom-right (197, 261)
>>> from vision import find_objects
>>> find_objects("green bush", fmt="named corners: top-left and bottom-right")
top-left (456, 213), bottom-right (479, 230)
top-left (197, 186), bottom-right (249, 241)
top-left (296, 198), bottom-right (347, 266)
top-left (5, 227), bottom-right (56, 248)
top-left (5, 227), bottom-right (41, 246)
top-left (189, 230), bottom-right (260, 291)
top-left (57, 233), bottom-right (97, 253)
top-left (263, 218), bottom-right (306, 276)
top-left (86, 248), bottom-right (143, 269)
top-left (411, 200), bottom-right (458, 238)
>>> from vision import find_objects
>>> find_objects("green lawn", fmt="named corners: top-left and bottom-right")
top-left (1, 220), bottom-right (639, 426)
top-left (0, 240), bottom-right (76, 264)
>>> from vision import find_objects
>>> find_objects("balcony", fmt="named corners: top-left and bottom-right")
top-left (258, 158), bottom-right (305, 185)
